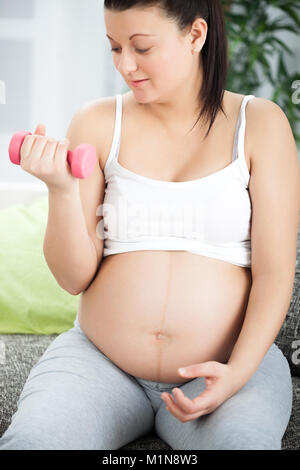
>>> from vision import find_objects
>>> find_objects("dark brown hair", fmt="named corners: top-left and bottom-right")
top-left (104, 0), bottom-right (229, 139)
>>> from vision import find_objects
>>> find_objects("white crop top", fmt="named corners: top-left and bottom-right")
top-left (99, 94), bottom-right (255, 268)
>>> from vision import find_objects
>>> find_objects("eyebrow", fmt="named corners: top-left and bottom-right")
top-left (106, 33), bottom-right (155, 40)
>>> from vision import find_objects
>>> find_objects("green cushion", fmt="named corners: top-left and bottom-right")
top-left (0, 196), bottom-right (80, 334)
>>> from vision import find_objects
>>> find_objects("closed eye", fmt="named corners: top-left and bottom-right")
top-left (110, 48), bottom-right (150, 54)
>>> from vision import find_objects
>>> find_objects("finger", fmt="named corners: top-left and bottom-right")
top-left (163, 393), bottom-right (211, 422)
top-left (172, 388), bottom-right (213, 414)
top-left (34, 123), bottom-right (46, 136)
top-left (179, 361), bottom-right (218, 378)
top-left (163, 393), bottom-right (190, 419)
top-left (20, 135), bottom-right (38, 164)
top-left (171, 388), bottom-right (197, 414)
top-left (205, 377), bottom-right (215, 386)
top-left (54, 138), bottom-right (69, 165)
top-left (41, 138), bottom-right (59, 162)
top-left (192, 388), bottom-right (216, 410)
top-left (164, 387), bottom-right (213, 413)
top-left (29, 135), bottom-right (48, 161)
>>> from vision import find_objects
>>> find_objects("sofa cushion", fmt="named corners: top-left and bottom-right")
top-left (0, 196), bottom-right (79, 335)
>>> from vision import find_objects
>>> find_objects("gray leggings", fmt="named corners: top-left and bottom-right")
top-left (0, 313), bottom-right (293, 450)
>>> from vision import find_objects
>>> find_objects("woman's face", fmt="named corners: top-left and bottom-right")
top-left (104, 6), bottom-right (201, 103)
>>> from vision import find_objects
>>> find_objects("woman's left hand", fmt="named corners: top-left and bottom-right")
top-left (161, 361), bottom-right (241, 422)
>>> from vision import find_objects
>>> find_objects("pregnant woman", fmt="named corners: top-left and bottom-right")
top-left (1, 0), bottom-right (299, 450)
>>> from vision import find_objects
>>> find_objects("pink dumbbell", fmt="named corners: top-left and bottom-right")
top-left (8, 130), bottom-right (97, 179)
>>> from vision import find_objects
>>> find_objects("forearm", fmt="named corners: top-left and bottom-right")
top-left (43, 186), bottom-right (99, 295)
top-left (227, 273), bottom-right (295, 389)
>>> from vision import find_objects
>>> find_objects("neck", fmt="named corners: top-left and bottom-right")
top-left (141, 61), bottom-right (204, 135)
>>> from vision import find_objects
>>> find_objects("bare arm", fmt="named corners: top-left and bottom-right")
top-left (227, 99), bottom-right (300, 385)
top-left (43, 105), bottom-right (105, 295)
top-left (43, 186), bottom-right (101, 295)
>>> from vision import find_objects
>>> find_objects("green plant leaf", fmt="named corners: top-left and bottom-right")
top-left (222, 0), bottom-right (300, 147)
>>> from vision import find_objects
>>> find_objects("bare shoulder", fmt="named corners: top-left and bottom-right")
top-left (246, 95), bottom-right (286, 120)
top-left (243, 96), bottom-right (291, 165)
top-left (228, 92), bottom-right (285, 121)
top-left (246, 96), bottom-right (291, 133)
top-left (78, 95), bottom-right (119, 171)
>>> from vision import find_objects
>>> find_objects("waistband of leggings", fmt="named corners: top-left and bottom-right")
top-left (134, 375), bottom-right (188, 391)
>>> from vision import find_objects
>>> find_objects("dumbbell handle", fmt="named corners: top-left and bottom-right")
top-left (8, 130), bottom-right (97, 179)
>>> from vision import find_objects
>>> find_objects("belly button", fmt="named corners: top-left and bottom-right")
top-left (153, 331), bottom-right (167, 341)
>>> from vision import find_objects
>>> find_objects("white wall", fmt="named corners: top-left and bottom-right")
top-left (0, 0), bottom-right (127, 185)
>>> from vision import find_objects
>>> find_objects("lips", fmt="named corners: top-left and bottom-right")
top-left (130, 78), bottom-right (149, 88)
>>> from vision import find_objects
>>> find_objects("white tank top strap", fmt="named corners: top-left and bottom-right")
top-left (231, 94), bottom-right (255, 185)
top-left (238, 95), bottom-right (255, 160)
top-left (232, 95), bottom-right (255, 162)
top-left (231, 111), bottom-right (241, 163)
top-left (104, 94), bottom-right (123, 172)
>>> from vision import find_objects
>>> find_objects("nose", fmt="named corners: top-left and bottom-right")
top-left (116, 51), bottom-right (139, 78)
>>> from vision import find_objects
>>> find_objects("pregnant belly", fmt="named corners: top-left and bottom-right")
top-left (78, 251), bottom-right (252, 383)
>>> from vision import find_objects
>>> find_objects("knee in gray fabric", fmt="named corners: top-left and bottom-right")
top-left (213, 430), bottom-right (281, 451)
top-left (0, 423), bottom-right (56, 450)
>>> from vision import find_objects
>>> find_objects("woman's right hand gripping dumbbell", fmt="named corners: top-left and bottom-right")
top-left (19, 124), bottom-right (79, 193)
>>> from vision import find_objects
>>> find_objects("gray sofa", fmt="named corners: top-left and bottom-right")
top-left (0, 185), bottom-right (299, 450)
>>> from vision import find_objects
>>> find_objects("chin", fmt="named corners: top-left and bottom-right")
top-left (132, 93), bottom-right (152, 104)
